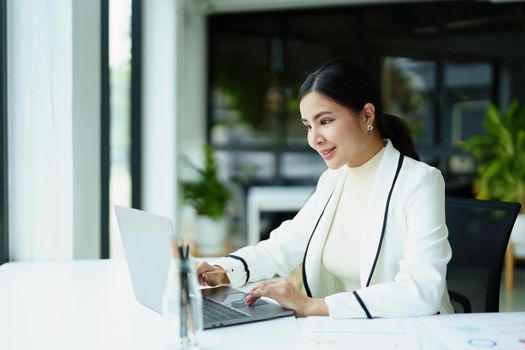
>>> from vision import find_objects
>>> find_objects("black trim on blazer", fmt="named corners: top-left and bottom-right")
top-left (353, 291), bottom-right (372, 319)
top-left (302, 189), bottom-right (336, 298)
top-left (365, 154), bottom-right (404, 287)
top-left (226, 254), bottom-right (250, 285)
top-left (303, 153), bottom-right (404, 300)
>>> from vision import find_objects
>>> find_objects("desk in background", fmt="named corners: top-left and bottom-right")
top-left (247, 186), bottom-right (314, 245)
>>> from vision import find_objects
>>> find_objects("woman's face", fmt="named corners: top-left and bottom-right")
top-left (300, 92), bottom-right (374, 169)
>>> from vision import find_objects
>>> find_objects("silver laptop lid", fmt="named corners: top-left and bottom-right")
top-left (114, 205), bottom-right (172, 313)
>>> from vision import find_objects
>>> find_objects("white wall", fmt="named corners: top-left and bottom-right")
top-left (142, 0), bottom-right (207, 237)
top-left (141, 0), bottom-right (178, 221)
top-left (8, 0), bottom-right (100, 260)
top-left (72, 0), bottom-right (101, 259)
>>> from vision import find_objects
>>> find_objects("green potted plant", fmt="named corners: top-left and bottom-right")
top-left (462, 99), bottom-right (525, 208)
top-left (181, 145), bottom-right (231, 256)
top-left (462, 99), bottom-right (525, 287)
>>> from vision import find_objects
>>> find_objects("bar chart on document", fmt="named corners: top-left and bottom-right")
top-left (421, 312), bottom-right (525, 350)
top-left (293, 317), bottom-right (420, 350)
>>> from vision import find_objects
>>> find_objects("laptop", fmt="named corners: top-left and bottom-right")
top-left (114, 205), bottom-right (294, 329)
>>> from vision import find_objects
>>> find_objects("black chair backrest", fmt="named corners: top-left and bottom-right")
top-left (445, 197), bottom-right (520, 313)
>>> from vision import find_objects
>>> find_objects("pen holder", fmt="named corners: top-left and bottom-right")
top-left (162, 258), bottom-right (203, 350)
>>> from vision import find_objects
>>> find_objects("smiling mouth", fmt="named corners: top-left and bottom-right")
top-left (319, 147), bottom-right (335, 160)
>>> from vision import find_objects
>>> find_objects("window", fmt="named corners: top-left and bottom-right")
top-left (108, 0), bottom-right (132, 259)
top-left (104, 0), bottom-right (141, 259)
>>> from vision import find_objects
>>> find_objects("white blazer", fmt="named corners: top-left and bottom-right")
top-left (217, 140), bottom-right (454, 318)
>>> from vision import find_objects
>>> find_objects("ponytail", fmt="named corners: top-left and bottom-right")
top-left (377, 113), bottom-right (420, 161)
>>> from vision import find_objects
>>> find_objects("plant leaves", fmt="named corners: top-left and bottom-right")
top-left (180, 145), bottom-right (231, 220)
top-left (462, 100), bottom-right (525, 209)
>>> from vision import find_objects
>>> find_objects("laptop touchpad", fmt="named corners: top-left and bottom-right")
top-left (231, 299), bottom-right (268, 308)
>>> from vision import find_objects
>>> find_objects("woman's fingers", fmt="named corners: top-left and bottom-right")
top-left (202, 269), bottom-right (228, 286)
top-left (245, 279), bottom-right (287, 305)
top-left (196, 262), bottom-right (229, 286)
top-left (244, 279), bottom-right (313, 317)
top-left (196, 261), bottom-right (213, 275)
top-left (196, 262), bottom-right (216, 286)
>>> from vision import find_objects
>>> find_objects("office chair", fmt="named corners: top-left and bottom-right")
top-left (445, 197), bottom-right (521, 313)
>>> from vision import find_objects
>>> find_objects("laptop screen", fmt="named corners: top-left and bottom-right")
top-left (114, 205), bottom-right (172, 313)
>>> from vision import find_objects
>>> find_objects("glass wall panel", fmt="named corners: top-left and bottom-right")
top-left (281, 152), bottom-right (326, 180)
top-left (208, 1), bottom-right (520, 188)
top-left (444, 62), bottom-right (492, 146)
top-left (284, 13), bottom-right (359, 146)
top-left (216, 151), bottom-right (276, 182)
top-left (382, 57), bottom-right (436, 145)
top-left (285, 37), bottom-right (331, 146)
top-left (210, 32), bottom-right (276, 146)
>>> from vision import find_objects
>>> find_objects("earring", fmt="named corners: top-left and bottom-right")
top-left (367, 124), bottom-right (374, 131)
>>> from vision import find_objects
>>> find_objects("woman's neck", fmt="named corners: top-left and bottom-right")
top-left (347, 137), bottom-right (386, 168)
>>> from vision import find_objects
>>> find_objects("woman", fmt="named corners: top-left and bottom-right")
top-left (197, 58), bottom-right (454, 318)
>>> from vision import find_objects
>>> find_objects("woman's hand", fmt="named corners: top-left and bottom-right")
top-left (196, 261), bottom-right (230, 286)
top-left (244, 278), bottom-right (328, 317)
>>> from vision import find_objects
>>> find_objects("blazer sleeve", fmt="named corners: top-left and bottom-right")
top-left (325, 167), bottom-right (451, 318)
top-left (214, 170), bottom-right (336, 287)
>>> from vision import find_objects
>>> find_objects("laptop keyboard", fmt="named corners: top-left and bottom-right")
top-left (203, 297), bottom-right (250, 323)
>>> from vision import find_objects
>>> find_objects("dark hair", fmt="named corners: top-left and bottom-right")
top-left (299, 58), bottom-right (419, 160)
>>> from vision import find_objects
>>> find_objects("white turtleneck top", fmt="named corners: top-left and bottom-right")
top-left (322, 146), bottom-right (385, 292)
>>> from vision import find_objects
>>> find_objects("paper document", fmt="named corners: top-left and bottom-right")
top-left (421, 312), bottom-right (525, 350)
top-left (294, 316), bottom-right (420, 350)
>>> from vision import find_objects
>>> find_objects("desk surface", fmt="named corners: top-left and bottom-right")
top-left (1, 260), bottom-right (522, 350)
top-left (0, 260), bottom-right (298, 350)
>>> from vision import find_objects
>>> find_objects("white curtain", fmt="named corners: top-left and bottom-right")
top-left (8, 0), bottom-right (73, 260)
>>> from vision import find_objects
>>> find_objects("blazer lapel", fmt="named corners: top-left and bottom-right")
top-left (360, 140), bottom-right (402, 287)
top-left (304, 167), bottom-right (348, 297)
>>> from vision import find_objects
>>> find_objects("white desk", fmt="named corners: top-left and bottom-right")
top-left (0, 260), bottom-right (298, 350)
top-left (1, 260), bottom-right (523, 350)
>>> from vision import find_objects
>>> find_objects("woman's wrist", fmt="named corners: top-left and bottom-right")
top-left (304, 297), bottom-right (329, 317)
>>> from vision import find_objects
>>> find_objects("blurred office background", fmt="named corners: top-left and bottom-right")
top-left (1, 0), bottom-right (524, 309)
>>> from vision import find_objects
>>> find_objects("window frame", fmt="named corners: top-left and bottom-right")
top-left (100, 0), bottom-right (142, 258)
top-left (1, 0), bottom-right (8, 264)
top-left (131, 0), bottom-right (142, 210)
top-left (100, 0), bottom-right (110, 258)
